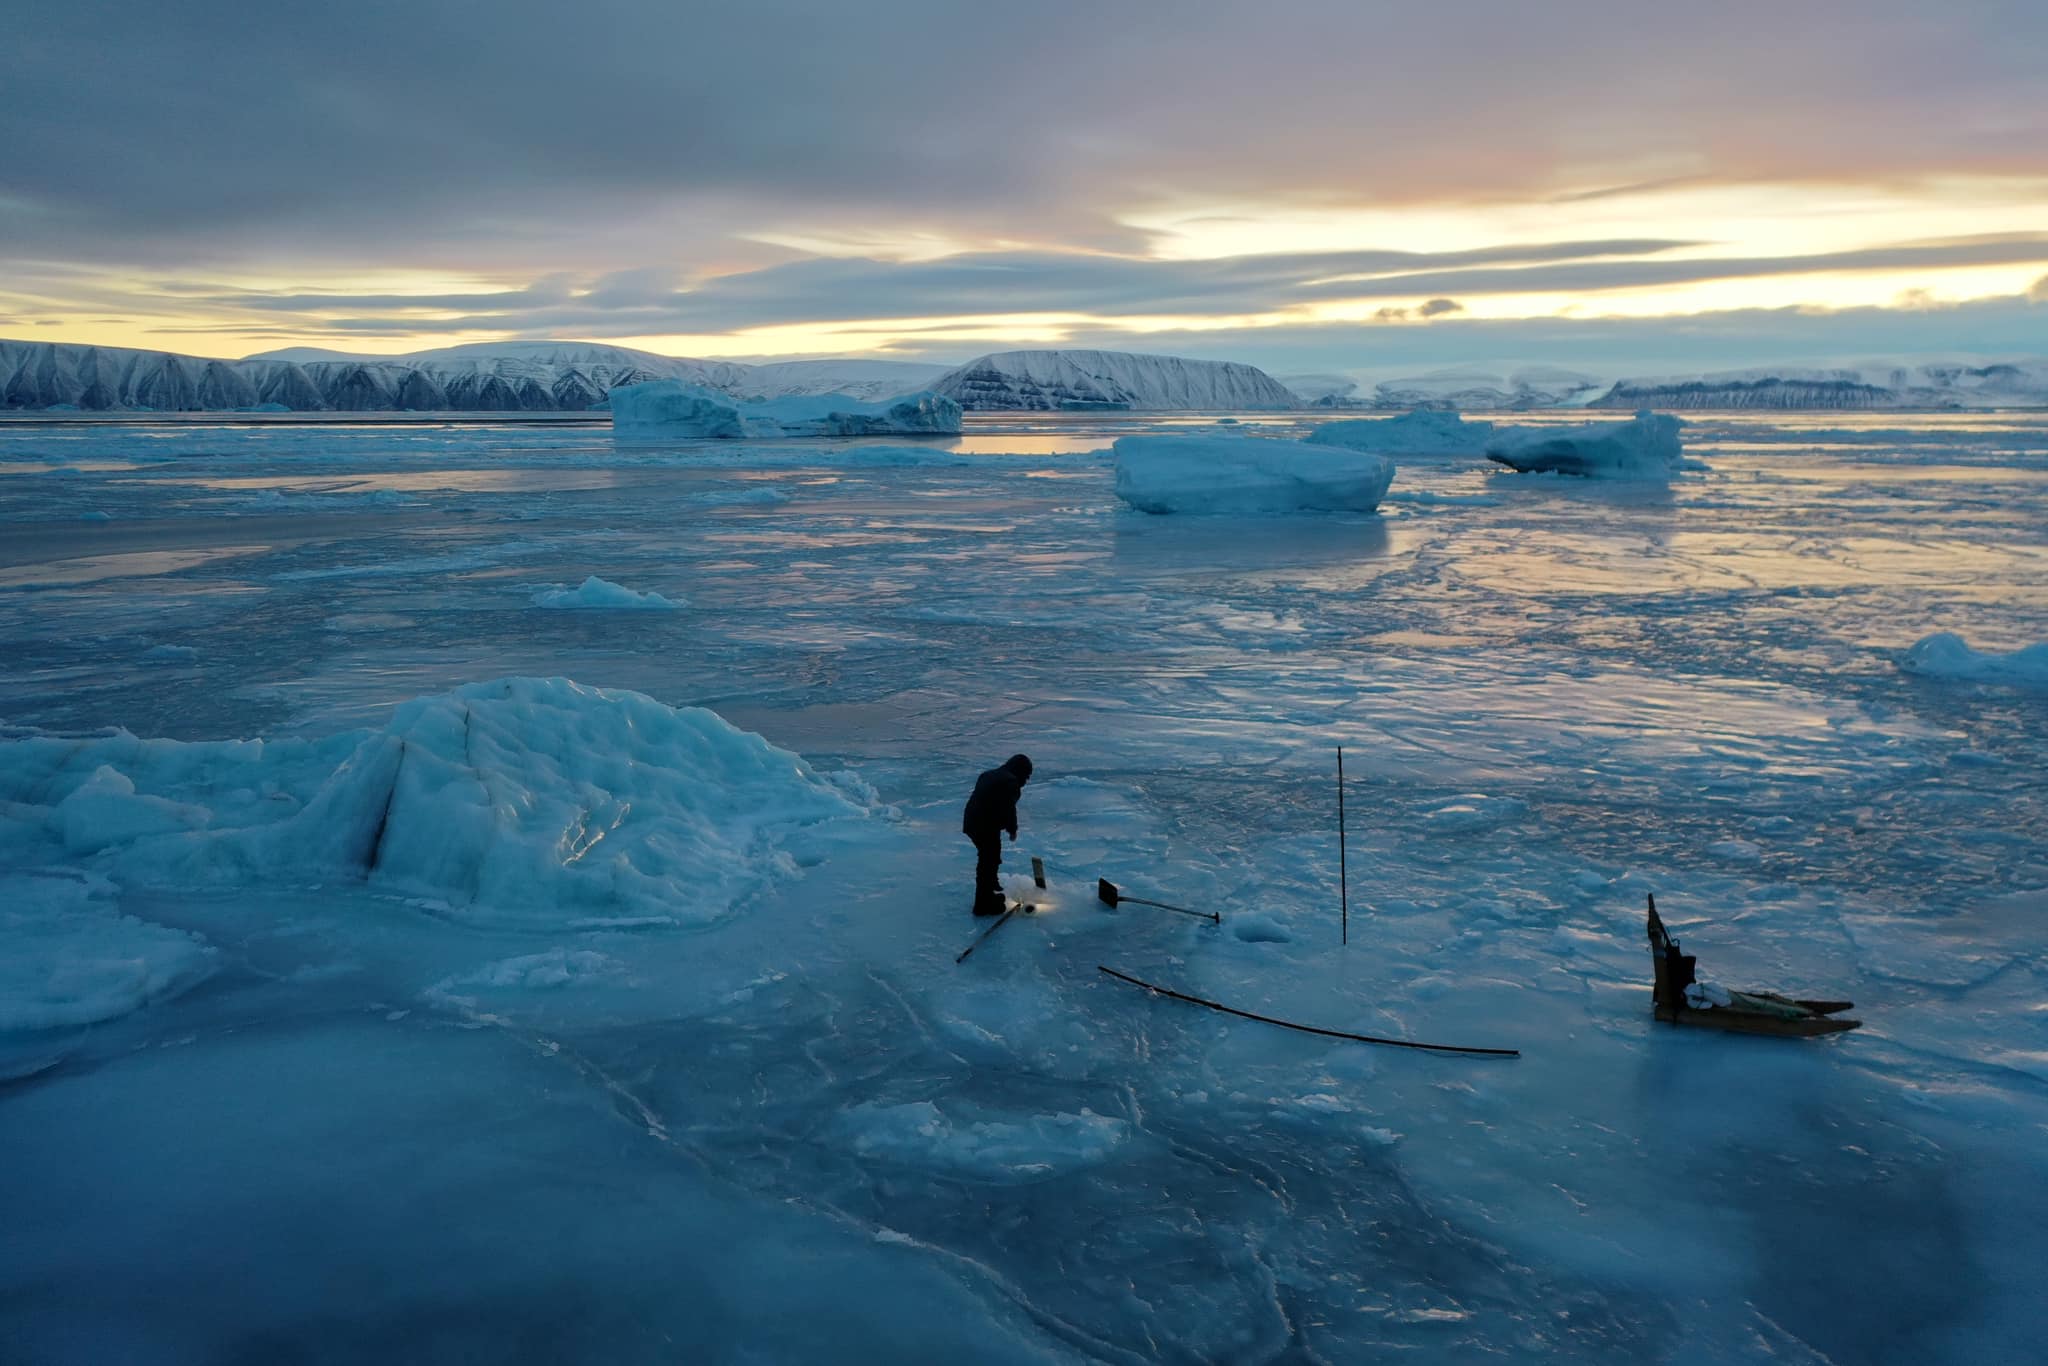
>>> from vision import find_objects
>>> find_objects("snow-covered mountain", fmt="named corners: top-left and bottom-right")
top-left (0, 339), bottom-right (946, 412)
top-left (1274, 372), bottom-right (1360, 404)
top-left (14, 336), bottom-right (2046, 414)
top-left (1590, 360), bottom-right (2048, 410)
top-left (738, 358), bottom-right (948, 401)
top-left (1368, 367), bottom-right (1607, 411)
top-left (928, 350), bottom-right (1298, 411)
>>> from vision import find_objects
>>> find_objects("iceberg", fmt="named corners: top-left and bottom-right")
top-left (1112, 434), bottom-right (1395, 515)
top-left (0, 678), bottom-right (872, 929)
top-left (608, 380), bottom-right (961, 439)
top-left (1308, 410), bottom-right (1494, 456)
top-left (1900, 633), bottom-right (2048, 686)
top-left (1484, 410), bottom-right (1684, 479)
top-left (530, 576), bottom-right (681, 610)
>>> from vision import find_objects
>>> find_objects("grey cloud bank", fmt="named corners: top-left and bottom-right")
top-left (3, 0), bottom-right (2044, 372)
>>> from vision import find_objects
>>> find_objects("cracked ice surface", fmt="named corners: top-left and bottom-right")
top-left (1, 411), bottom-right (2045, 1364)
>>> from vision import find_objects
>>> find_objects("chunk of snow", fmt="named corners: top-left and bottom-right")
top-left (426, 949), bottom-right (619, 999)
top-left (1112, 435), bottom-right (1394, 515)
top-left (837, 1100), bottom-right (1129, 1182)
top-left (531, 576), bottom-right (681, 610)
top-left (0, 875), bottom-right (216, 1032)
top-left (1485, 411), bottom-right (1684, 479)
top-left (1308, 410), bottom-right (1494, 456)
top-left (1231, 914), bottom-right (1293, 944)
top-left (0, 678), bottom-right (873, 929)
top-left (1420, 794), bottom-right (1527, 832)
top-left (608, 380), bottom-right (961, 439)
top-left (1899, 633), bottom-right (2048, 686)
top-left (54, 765), bottom-right (213, 854)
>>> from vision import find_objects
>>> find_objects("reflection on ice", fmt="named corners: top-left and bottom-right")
top-left (0, 410), bottom-right (2045, 1362)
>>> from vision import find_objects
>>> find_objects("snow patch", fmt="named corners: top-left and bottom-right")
top-left (0, 875), bottom-right (216, 1032)
top-left (1420, 795), bottom-right (1528, 832)
top-left (838, 1100), bottom-right (1129, 1182)
top-left (426, 949), bottom-right (620, 999)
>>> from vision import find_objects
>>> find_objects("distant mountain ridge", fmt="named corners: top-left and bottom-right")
top-left (5, 338), bottom-right (2045, 412)
top-left (1587, 361), bottom-right (2048, 410)
top-left (0, 339), bottom-right (947, 412)
top-left (928, 350), bottom-right (1298, 411)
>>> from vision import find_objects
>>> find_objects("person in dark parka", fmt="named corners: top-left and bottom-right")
top-left (962, 754), bottom-right (1033, 915)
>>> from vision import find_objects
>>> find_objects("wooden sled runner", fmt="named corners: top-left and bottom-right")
top-left (1647, 894), bottom-right (1860, 1038)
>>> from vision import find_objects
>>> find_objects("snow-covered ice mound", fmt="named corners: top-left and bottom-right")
top-left (0, 874), bottom-right (216, 1035)
top-left (531, 576), bottom-right (680, 610)
top-left (0, 678), bottom-right (873, 928)
top-left (837, 1100), bottom-right (1129, 1183)
top-left (1900, 632), bottom-right (2048, 686)
top-left (609, 379), bottom-right (961, 439)
top-left (1307, 410), bottom-right (1494, 456)
top-left (1112, 434), bottom-right (1395, 514)
top-left (1485, 410), bottom-right (1683, 478)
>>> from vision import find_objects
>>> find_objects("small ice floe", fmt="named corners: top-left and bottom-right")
top-left (1485, 410), bottom-right (1683, 479)
top-left (1111, 434), bottom-right (1395, 514)
top-left (837, 1100), bottom-right (1129, 1182)
top-left (141, 643), bottom-right (199, 664)
top-left (1899, 632), bottom-right (2048, 686)
top-left (609, 380), bottom-right (961, 438)
top-left (531, 576), bottom-right (681, 610)
top-left (1308, 410), bottom-right (1493, 457)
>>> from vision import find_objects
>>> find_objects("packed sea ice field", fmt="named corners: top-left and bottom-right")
top-left (2, 409), bottom-right (2044, 1365)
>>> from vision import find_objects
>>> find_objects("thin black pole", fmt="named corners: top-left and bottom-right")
top-left (1338, 746), bottom-right (1348, 946)
top-left (1123, 895), bottom-right (1219, 924)
top-left (956, 907), bottom-right (1018, 964)
top-left (1097, 966), bottom-right (1519, 1058)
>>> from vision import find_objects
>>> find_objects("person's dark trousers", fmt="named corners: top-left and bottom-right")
top-left (968, 828), bottom-right (1004, 909)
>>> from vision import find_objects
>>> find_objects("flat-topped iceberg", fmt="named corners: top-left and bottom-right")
top-left (1112, 434), bottom-right (1395, 515)
top-left (609, 379), bottom-right (961, 439)
top-left (1308, 410), bottom-right (1494, 456)
top-left (1485, 410), bottom-right (1683, 478)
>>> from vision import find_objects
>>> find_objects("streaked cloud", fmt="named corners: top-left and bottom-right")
top-left (2, 0), bottom-right (2044, 365)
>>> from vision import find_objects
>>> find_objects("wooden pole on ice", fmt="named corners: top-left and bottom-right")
top-left (1338, 746), bottom-right (1348, 946)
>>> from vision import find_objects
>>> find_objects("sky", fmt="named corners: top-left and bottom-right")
top-left (4, 0), bottom-right (2045, 381)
